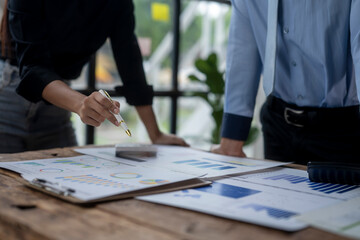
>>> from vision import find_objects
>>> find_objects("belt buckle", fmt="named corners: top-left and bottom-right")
top-left (284, 107), bottom-right (305, 127)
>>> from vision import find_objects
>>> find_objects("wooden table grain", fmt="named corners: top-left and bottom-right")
top-left (0, 147), bottom-right (351, 240)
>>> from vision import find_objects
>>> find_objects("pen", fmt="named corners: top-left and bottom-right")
top-left (99, 89), bottom-right (132, 137)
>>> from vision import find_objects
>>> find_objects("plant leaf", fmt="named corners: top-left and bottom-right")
top-left (195, 59), bottom-right (212, 74)
top-left (188, 74), bottom-right (202, 82)
top-left (207, 53), bottom-right (218, 67)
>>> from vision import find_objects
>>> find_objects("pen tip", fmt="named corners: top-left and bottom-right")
top-left (126, 130), bottom-right (132, 137)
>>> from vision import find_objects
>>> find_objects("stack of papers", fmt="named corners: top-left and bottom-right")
top-left (0, 155), bottom-right (206, 203)
top-left (2, 144), bottom-right (358, 236)
top-left (0, 145), bottom-right (286, 204)
top-left (138, 167), bottom-right (360, 232)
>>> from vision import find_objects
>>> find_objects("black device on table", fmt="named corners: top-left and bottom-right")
top-left (307, 162), bottom-right (360, 185)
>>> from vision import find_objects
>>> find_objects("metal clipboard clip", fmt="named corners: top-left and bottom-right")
top-left (31, 178), bottom-right (76, 197)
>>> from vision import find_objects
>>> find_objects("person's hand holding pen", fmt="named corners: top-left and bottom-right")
top-left (77, 90), bottom-right (122, 128)
top-left (41, 80), bottom-right (121, 129)
top-left (42, 81), bottom-right (188, 145)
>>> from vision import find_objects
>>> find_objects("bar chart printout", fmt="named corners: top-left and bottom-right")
top-left (264, 174), bottom-right (359, 194)
top-left (173, 160), bottom-right (236, 170)
top-left (139, 175), bottom-right (345, 231)
top-left (139, 168), bottom-right (360, 231)
top-left (75, 146), bottom-right (288, 178)
top-left (238, 168), bottom-right (360, 200)
top-left (241, 204), bottom-right (297, 219)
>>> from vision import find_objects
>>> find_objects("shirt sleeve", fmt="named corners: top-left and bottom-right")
top-left (8, 0), bottom-right (62, 103)
top-left (351, 0), bottom-right (360, 101)
top-left (221, 0), bottom-right (262, 141)
top-left (109, 0), bottom-right (153, 106)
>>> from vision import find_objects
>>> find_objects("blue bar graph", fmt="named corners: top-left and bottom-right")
top-left (189, 162), bottom-right (211, 166)
top-left (264, 174), bottom-right (359, 194)
top-left (197, 164), bottom-right (223, 168)
top-left (194, 182), bottom-right (261, 199)
top-left (174, 190), bottom-right (202, 199)
top-left (173, 159), bottom-right (236, 171)
top-left (241, 204), bottom-right (297, 219)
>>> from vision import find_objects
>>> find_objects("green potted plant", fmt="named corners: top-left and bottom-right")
top-left (188, 52), bottom-right (259, 145)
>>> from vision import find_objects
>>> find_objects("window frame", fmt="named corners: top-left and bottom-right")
top-left (77, 0), bottom-right (231, 144)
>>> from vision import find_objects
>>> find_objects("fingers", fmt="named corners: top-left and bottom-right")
top-left (79, 92), bottom-right (121, 127)
top-left (93, 92), bottom-right (120, 114)
top-left (210, 143), bottom-right (246, 157)
top-left (83, 115), bottom-right (102, 127)
top-left (152, 133), bottom-right (190, 147)
top-left (210, 144), bottom-right (222, 154)
top-left (175, 137), bottom-right (190, 147)
top-left (113, 101), bottom-right (120, 109)
top-left (91, 93), bottom-right (120, 126)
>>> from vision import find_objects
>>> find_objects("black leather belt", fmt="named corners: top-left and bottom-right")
top-left (267, 95), bottom-right (360, 128)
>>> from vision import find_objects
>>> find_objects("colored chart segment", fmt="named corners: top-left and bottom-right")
top-left (110, 172), bottom-right (142, 179)
top-left (195, 182), bottom-right (261, 199)
top-left (55, 174), bottom-right (135, 189)
top-left (203, 158), bottom-right (257, 167)
top-left (173, 160), bottom-right (236, 171)
top-left (40, 168), bottom-right (64, 173)
top-left (53, 159), bottom-right (99, 169)
top-left (102, 162), bottom-right (121, 167)
top-left (17, 162), bottom-right (45, 166)
top-left (174, 190), bottom-right (202, 199)
top-left (241, 204), bottom-right (297, 219)
top-left (264, 174), bottom-right (360, 194)
top-left (139, 179), bottom-right (169, 185)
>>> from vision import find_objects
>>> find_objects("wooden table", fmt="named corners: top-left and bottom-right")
top-left (0, 147), bottom-right (350, 240)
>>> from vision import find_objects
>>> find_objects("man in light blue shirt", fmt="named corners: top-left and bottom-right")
top-left (212, 0), bottom-right (360, 164)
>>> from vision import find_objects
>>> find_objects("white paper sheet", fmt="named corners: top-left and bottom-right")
top-left (296, 197), bottom-right (360, 239)
top-left (138, 168), bottom-right (360, 231)
top-left (236, 167), bottom-right (360, 200)
top-left (22, 165), bottom-right (197, 201)
top-left (0, 155), bottom-right (132, 175)
top-left (75, 145), bottom-right (289, 178)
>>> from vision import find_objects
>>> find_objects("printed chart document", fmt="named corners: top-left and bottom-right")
top-left (0, 155), bottom-right (208, 204)
top-left (138, 168), bottom-right (360, 231)
top-left (75, 145), bottom-right (289, 178)
top-left (0, 155), bottom-right (132, 175)
top-left (297, 197), bottom-right (360, 239)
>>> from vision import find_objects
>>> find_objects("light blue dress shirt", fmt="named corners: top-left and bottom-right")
top-left (222, 0), bottom-right (360, 141)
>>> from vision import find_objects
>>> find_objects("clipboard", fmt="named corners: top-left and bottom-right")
top-left (21, 175), bottom-right (211, 205)
top-left (0, 153), bottom-right (211, 205)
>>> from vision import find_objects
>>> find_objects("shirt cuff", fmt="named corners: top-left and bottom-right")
top-left (221, 112), bottom-right (252, 141)
top-left (16, 66), bottom-right (62, 103)
top-left (115, 85), bottom-right (154, 106)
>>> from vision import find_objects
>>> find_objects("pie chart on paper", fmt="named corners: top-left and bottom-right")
top-left (110, 172), bottom-right (142, 179)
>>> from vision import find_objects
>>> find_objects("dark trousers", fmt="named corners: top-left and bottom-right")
top-left (260, 96), bottom-right (360, 165)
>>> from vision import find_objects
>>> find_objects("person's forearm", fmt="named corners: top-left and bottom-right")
top-left (42, 80), bottom-right (120, 127)
top-left (42, 80), bottom-right (85, 114)
top-left (135, 105), bottom-right (161, 142)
